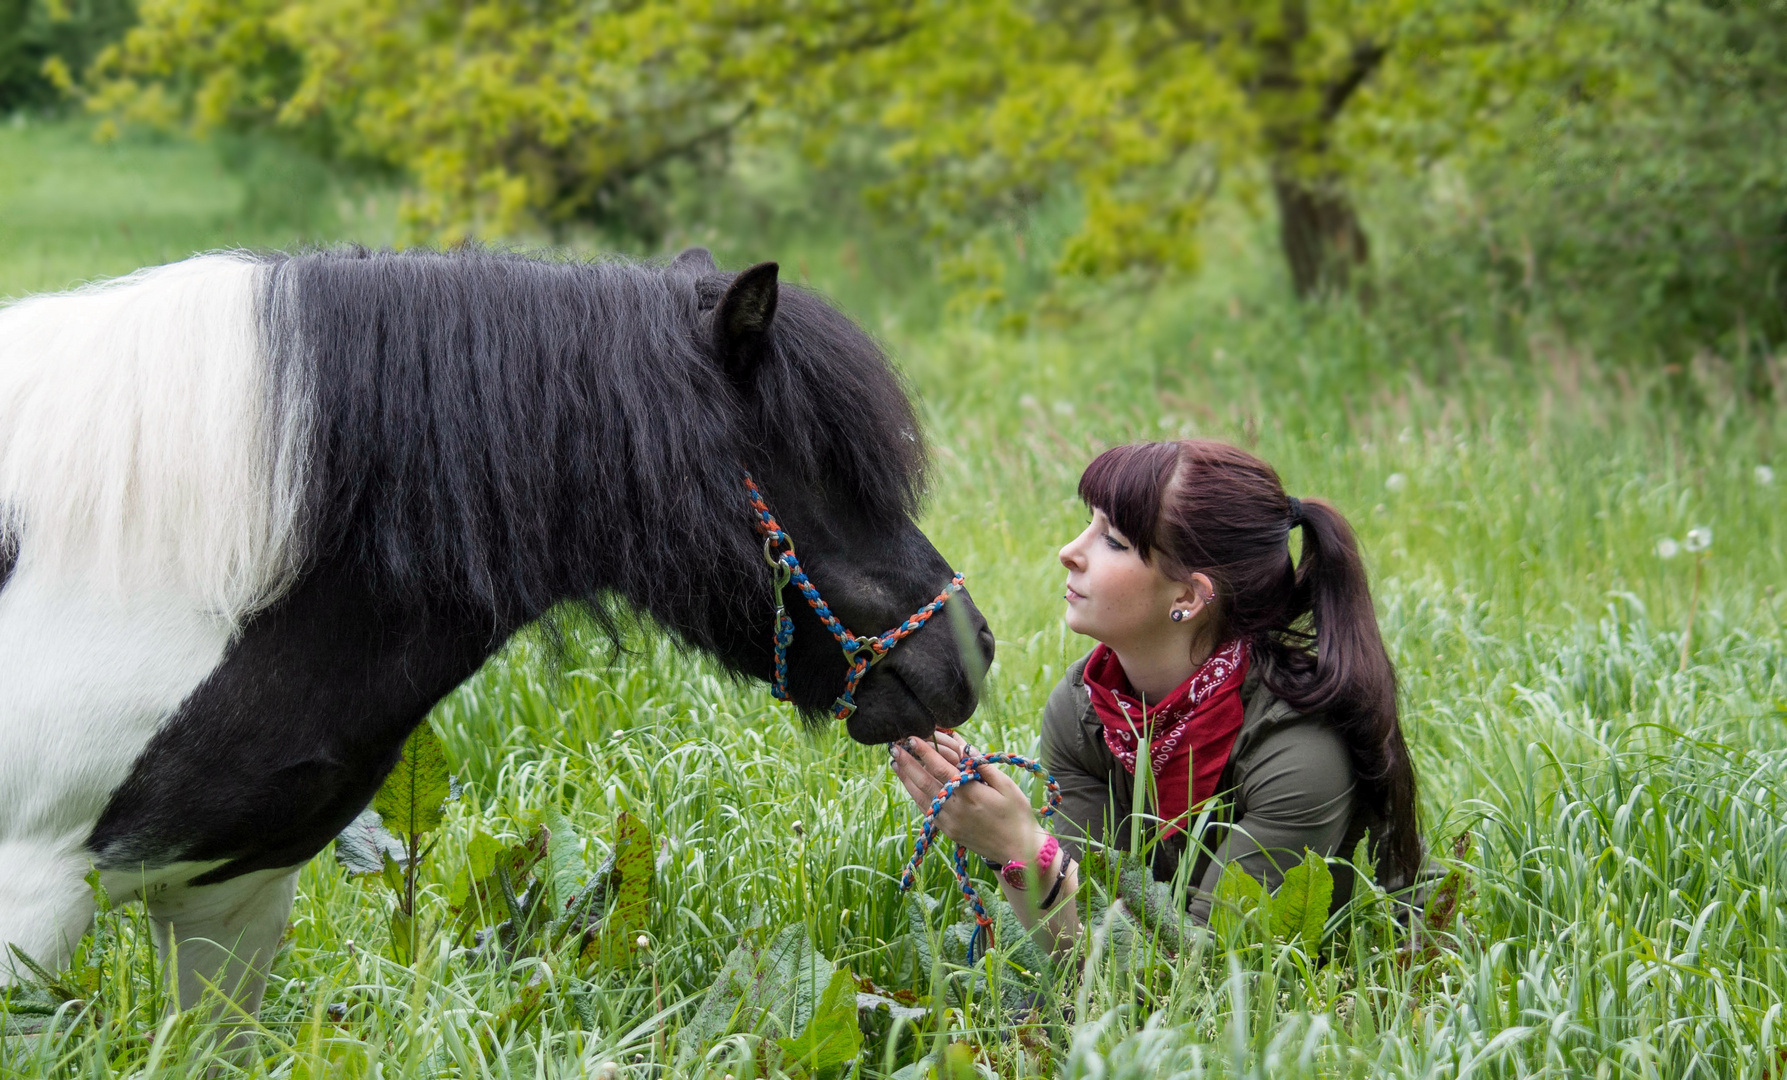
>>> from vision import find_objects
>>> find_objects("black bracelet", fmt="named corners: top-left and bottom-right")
top-left (1037, 856), bottom-right (1073, 911)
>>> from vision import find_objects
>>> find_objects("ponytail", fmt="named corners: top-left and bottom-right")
top-left (1275, 499), bottom-right (1420, 888)
top-left (1079, 440), bottom-right (1422, 888)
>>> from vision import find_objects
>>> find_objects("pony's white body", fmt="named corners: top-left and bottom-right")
top-left (0, 256), bottom-right (303, 1013)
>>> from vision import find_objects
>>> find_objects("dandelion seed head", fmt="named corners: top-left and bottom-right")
top-left (1656, 538), bottom-right (1680, 559)
top-left (1757, 465), bottom-right (1775, 486)
top-left (1685, 527), bottom-right (1712, 553)
top-left (1385, 473), bottom-right (1408, 493)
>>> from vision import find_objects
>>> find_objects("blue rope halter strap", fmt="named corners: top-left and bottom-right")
top-left (743, 472), bottom-right (964, 721)
top-left (899, 750), bottom-right (1063, 963)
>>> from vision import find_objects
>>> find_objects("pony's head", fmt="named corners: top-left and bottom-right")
top-left (670, 248), bottom-right (994, 744)
top-left (259, 245), bottom-right (989, 744)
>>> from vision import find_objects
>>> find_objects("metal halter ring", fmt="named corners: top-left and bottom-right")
top-left (743, 471), bottom-right (964, 722)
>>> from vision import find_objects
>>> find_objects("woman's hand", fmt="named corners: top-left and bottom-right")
top-left (889, 730), bottom-right (1049, 867)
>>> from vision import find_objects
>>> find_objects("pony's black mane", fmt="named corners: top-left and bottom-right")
top-left (260, 247), bottom-right (926, 646)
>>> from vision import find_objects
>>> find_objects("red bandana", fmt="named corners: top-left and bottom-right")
top-left (1084, 639), bottom-right (1249, 836)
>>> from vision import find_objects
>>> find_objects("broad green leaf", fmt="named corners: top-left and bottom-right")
top-left (776, 967), bottom-right (863, 1078)
top-left (1208, 862), bottom-right (1267, 942)
top-left (446, 829), bottom-right (504, 909)
top-left (937, 1042), bottom-right (980, 1080)
top-left (1350, 830), bottom-right (1377, 884)
top-left (450, 826), bottom-right (548, 941)
top-left (387, 904), bottom-right (416, 965)
top-left (1424, 866), bottom-right (1469, 935)
top-left (582, 811), bottom-right (653, 969)
top-left (680, 923), bottom-right (834, 1053)
top-left (1270, 850), bottom-right (1334, 948)
top-left (372, 725), bottom-right (451, 839)
top-left (335, 808), bottom-right (408, 876)
top-left (1118, 860), bottom-right (1198, 955)
top-left (540, 808), bottom-right (591, 937)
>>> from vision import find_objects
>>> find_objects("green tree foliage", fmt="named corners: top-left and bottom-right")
top-left (1372, 0), bottom-right (1787, 367)
top-left (0, 0), bottom-right (133, 112)
top-left (83, 0), bottom-right (912, 241)
top-left (75, 0), bottom-right (1786, 357)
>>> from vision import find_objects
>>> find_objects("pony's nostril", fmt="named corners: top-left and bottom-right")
top-left (977, 626), bottom-right (996, 666)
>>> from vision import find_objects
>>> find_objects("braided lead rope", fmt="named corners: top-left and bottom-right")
top-left (899, 750), bottom-right (1063, 963)
top-left (743, 473), bottom-right (964, 720)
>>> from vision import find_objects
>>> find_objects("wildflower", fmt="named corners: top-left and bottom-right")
top-left (635, 934), bottom-right (650, 950)
top-left (1385, 473), bottom-right (1408, 493)
top-left (1685, 527), bottom-right (1712, 553)
top-left (1656, 538), bottom-right (1680, 559)
top-left (1758, 465), bottom-right (1776, 486)
top-left (791, 819), bottom-right (805, 838)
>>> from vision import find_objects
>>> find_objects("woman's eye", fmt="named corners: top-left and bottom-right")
top-left (1103, 532), bottom-right (1128, 552)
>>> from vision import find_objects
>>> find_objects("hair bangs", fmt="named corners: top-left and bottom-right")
top-left (1077, 441), bottom-right (1183, 561)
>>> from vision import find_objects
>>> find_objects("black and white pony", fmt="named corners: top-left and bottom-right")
top-left (0, 246), bottom-right (993, 1019)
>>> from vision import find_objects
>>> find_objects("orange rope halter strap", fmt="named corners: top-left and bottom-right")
top-left (743, 472), bottom-right (965, 721)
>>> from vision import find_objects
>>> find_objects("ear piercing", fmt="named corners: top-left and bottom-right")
top-left (1171, 609), bottom-right (1190, 622)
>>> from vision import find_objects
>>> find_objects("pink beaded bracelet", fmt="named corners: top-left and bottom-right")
top-left (1000, 835), bottom-right (1060, 890)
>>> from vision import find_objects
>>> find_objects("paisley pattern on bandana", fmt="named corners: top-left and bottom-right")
top-left (1084, 638), bottom-right (1249, 834)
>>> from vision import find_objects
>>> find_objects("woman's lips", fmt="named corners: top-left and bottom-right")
top-left (1064, 585), bottom-right (1086, 602)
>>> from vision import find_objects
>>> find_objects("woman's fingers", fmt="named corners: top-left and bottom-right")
top-left (891, 750), bottom-right (949, 807)
top-left (900, 737), bottom-right (964, 786)
top-left (980, 760), bottom-right (1028, 801)
top-left (932, 729), bottom-right (968, 757)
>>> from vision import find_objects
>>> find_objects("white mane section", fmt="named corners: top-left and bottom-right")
top-left (0, 254), bottom-right (305, 624)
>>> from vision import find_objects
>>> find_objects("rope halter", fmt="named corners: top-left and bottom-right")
top-left (743, 472), bottom-right (965, 722)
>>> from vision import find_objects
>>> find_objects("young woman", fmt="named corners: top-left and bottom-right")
top-left (891, 439), bottom-right (1424, 944)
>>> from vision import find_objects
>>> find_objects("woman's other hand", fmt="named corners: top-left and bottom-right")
top-left (889, 731), bottom-right (1049, 867)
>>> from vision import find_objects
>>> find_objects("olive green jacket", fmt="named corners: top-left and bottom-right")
top-left (1040, 651), bottom-right (1383, 925)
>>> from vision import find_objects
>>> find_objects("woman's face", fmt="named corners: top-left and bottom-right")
top-left (1059, 509), bottom-right (1194, 648)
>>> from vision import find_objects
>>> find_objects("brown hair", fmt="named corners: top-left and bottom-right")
top-left (1078, 439), bottom-right (1421, 887)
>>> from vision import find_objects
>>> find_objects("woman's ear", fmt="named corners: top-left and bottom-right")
top-left (1176, 572), bottom-right (1216, 618)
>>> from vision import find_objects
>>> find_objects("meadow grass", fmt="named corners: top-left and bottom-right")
top-left (2, 121), bottom-right (1785, 1079)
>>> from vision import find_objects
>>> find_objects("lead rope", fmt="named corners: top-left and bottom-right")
top-left (898, 750), bottom-right (1063, 963)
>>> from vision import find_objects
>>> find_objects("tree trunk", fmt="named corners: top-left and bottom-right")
top-left (1271, 167), bottom-right (1370, 298)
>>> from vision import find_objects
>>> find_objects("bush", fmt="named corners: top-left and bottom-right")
top-left (0, 0), bottom-right (133, 114)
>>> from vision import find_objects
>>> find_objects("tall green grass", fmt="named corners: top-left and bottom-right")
top-left (1, 120), bottom-right (1784, 1079)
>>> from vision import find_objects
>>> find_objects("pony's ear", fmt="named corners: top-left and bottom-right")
top-left (672, 246), bottom-right (717, 273)
top-left (711, 261), bottom-right (779, 383)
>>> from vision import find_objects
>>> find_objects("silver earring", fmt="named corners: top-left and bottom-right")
top-left (1170, 610), bottom-right (1188, 623)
